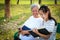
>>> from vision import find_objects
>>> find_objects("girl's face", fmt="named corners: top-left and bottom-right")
top-left (39, 10), bottom-right (44, 17)
top-left (42, 13), bottom-right (48, 20)
top-left (39, 10), bottom-right (49, 20)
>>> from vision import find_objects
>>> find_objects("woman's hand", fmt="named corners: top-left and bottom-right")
top-left (20, 30), bottom-right (30, 35)
top-left (18, 28), bottom-right (22, 32)
top-left (32, 28), bottom-right (39, 34)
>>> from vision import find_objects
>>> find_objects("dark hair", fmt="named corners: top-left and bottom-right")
top-left (39, 5), bottom-right (57, 25)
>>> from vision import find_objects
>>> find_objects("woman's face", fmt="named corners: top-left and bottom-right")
top-left (32, 7), bottom-right (39, 15)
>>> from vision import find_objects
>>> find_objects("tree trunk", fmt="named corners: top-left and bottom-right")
top-left (17, 0), bottom-right (19, 5)
top-left (39, 0), bottom-right (41, 4)
top-left (55, 0), bottom-right (57, 5)
top-left (5, 0), bottom-right (10, 19)
top-left (30, 0), bottom-right (32, 5)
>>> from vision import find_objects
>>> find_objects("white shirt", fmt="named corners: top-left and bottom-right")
top-left (23, 16), bottom-right (43, 29)
top-left (19, 16), bottom-right (43, 40)
top-left (39, 19), bottom-right (57, 40)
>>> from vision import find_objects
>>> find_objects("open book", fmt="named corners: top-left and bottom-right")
top-left (22, 25), bottom-right (50, 37)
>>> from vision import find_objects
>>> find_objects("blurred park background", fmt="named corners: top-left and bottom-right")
top-left (0, 0), bottom-right (60, 40)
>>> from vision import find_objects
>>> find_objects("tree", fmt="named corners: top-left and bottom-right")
top-left (39, 0), bottom-right (41, 4)
top-left (55, 0), bottom-right (57, 5)
top-left (5, 0), bottom-right (10, 19)
top-left (30, 0), bottom-right (32, 5)
top-left (17, 0), bottom-right (19, 5)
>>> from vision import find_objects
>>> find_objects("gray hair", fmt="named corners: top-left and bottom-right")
top-left (31, 4), bottom-right (40, 10)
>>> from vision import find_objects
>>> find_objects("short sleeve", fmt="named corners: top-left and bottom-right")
top-left (45, 20), bottom-right (55, 32)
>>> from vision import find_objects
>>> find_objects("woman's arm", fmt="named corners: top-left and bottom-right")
top-left (18, 28), bottom-right (30, 35)
top-left (20, 30), bottom-right (30, 35)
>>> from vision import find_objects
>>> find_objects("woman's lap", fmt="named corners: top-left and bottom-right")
top-left (19, 34), bottom-right (36, 40)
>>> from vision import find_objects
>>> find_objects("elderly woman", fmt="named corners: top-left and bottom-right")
top-left (18, 4), bottom-right (43, 40)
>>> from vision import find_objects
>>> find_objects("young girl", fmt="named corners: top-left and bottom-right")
top-left (32, 5), bottom-right (57, 40)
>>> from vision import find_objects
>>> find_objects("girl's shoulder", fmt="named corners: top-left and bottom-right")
top-left (49, 19), bottom-right (55, 25)
top-left (50, 19), bottom-right (55, 23)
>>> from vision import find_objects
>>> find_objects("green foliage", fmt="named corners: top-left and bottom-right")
top-left (0, 0), bottom-right (60, 40)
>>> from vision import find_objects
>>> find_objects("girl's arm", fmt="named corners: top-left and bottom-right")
top-left (32, 29), bottom-right (51, 39)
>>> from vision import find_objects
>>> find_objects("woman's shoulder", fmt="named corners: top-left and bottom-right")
top-left (27, 16), bottom-right (33, 19)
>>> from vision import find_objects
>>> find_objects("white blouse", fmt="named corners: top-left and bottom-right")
top-left (19, 16), bottom-right (43, 40)
top-left (39, 19), bottom-right (57, 40)
top-left (23, 16), bottom-right (43, 29)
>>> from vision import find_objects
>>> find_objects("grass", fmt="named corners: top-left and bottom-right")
top-left (0, 0), bottom-right (60, 40)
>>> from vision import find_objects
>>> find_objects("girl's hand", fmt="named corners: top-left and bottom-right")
top-left (32, 28), bottom-right (39, 34)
